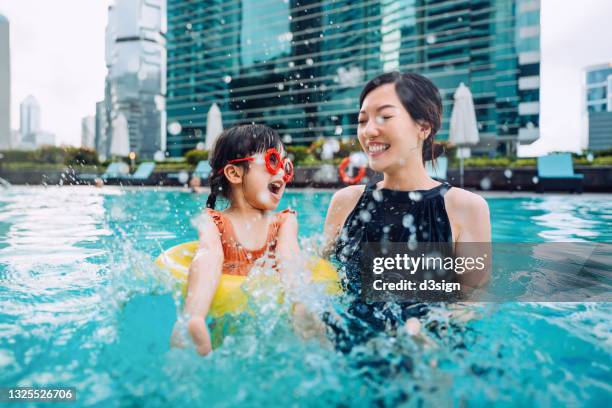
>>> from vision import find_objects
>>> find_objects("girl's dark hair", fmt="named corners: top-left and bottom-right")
top-left (206, 124), bottom-right (283, 209)
top-left (359, 71), bottom-right (444, 162)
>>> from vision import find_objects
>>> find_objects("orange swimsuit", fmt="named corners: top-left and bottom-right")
top-left (206, 208), bottom-right (295, 276)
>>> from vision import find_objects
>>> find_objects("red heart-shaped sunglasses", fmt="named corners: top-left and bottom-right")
top-left (218, 148), bottom-right (294, 183)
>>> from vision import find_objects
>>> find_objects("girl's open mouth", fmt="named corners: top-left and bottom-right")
top-left (267, 181), bottom-right (283, 195)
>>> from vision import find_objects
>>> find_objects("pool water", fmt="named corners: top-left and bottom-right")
top-left (0, 187), bottom-right (610, 407)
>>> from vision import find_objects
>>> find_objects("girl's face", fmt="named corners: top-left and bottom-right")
top-left (240, 150), bottom-right (288, 211)
top-left (357, 83), bottom-right (427, 173)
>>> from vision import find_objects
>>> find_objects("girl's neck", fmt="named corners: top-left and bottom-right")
top-left (379, 159), bottom-right (439, 191)
top-left (225, 194), bottom-right (268, 219)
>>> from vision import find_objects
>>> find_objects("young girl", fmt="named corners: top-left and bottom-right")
top-left (171, 124), bottom-right (298, 356)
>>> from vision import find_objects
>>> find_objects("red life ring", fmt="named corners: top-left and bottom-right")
top-left (338, 157), bottom-right (367, 185)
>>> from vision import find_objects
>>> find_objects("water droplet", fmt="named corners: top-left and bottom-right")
top-left (223, 75), bottom-right (232, 83)
top-left (185, 23), bottom-right (192, 30)
top-left (288, 61), bottom-right (295, 68)
top-left (587, 153), bottom-right (594, 162)
top-left (504, 169), bottom-right (512, 178)
top-left (306, 58), bottom-right (314, 65)
top-left (375, 115), bottom-right (385, 125)
top-left (402, 214), bottom-right (414, 228)
top-left (426, 34), bottom-right (437, 44)
top-left (178, 171), bottom-right (189, 184)
top-left (277, 83), bottom-right (285, 91)
top-left (372, 189), bottom-right (383, 202)
top-left (283, 134), bottom-right (292, 143)
top-left (480, 177), bottom-right (492, 190)
top-left (358, 210), bottom-right (371, 222)
top-left (532, 176), bottom-right (539, 184)
top-left (408, 191), bottom-right (422, 201)
top-left (167, 121), bottom-right (182, 135)
top-left (154, 151), bottom-right (165, 162)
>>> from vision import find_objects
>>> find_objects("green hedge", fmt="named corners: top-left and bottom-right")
top-left (0, 146), bottom-right (99, 166)
top-left (184, 149), bottom-right (209, 166)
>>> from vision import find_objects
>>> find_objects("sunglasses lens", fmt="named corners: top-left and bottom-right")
top-left (268, 153), bottom-right (279, 169)
top-left (283, 160), bottom-right (294, 181)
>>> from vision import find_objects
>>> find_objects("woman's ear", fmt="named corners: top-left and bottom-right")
top-left (417, 121), bottom-right (432, 140)
top-left (223, 165), bottom-right (244, 184)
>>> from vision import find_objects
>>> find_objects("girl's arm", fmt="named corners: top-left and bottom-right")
top-left (171, 212), bottom-right (224, 356)
top-left (276, 211), bottom-right (300, 263)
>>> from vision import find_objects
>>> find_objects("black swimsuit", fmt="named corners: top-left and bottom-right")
top-left (327, 181), bottom-right (453, 352)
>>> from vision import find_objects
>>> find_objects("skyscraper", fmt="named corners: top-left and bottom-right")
top-left (81, 115), bottom-right (96, 149)
top-left (20, 95), bottom-right (41, 143)
top-left (0, 14), bottom-right (10, 150)
top-left (584, 63), bottom-right (612, 151)
top-left (103, 0), bottom-right (166, 160)
top-left (166, 0), bottom-right (541, 156)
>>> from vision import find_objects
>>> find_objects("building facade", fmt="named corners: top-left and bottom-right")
top-left (102, 0), bottom-right (167, 160)
top-left (0, 14), bottom-right (10, 150)
top-left (166, 0), bottom-right (541, 156)
top-left (585, 63), bottom-right (612, 151)
top-left (19, 95), bottom-right (41, 143)
top-left (81, 115), bottom-right (96, 149)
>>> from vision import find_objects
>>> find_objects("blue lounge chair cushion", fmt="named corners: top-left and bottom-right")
top-left (193, 161), bottom-right (212, 179)
top-left (425, 156), bottom-right (448, 180)
top-left (537, 153), bottom-right (584, 179)
top-left (103, 162), bottom-right (130, 179)
top-left (130, 162), bottom-right (156, 180)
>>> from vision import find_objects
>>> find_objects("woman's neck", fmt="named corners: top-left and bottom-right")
top-left (379, 159), bottom-right (439, 191)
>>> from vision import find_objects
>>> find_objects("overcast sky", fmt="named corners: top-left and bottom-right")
top-left (1, 0), bottom-right (611, 155)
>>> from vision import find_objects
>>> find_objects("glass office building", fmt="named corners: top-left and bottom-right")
top-left (585, 63), bottom-right (612, 151)
top-left (166, 0), bottom-right (541, 156)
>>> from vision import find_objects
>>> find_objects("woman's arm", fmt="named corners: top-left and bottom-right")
top-left (445, 189), bottom-right (492, 290)
top-left (321, 185), bottom-right (365, 258)
top-left (171, 212), bottom-right (224, 356)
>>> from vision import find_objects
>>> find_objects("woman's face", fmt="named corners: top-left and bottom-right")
top-left (357, 83), bottom-right (425, 173)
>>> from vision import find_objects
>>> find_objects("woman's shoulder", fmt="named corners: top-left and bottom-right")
top-left (445, 186), bottom-right (489, 215)
top-left (330, 184), bottom-right (366, 207)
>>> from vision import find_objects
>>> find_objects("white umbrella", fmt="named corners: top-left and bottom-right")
top-left (449, 82), bottom-right (479, 187)
top-left (205, 103), bottom-right (223, 151)
top-left (110, 113), bottom-right (130, 158)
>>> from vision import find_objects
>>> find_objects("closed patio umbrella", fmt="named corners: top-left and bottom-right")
top-left (449, 82), bottom-right (479, 187)
top-left (205, 103), bottom-right (223, 151)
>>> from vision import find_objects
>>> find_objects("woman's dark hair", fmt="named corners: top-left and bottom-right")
top-left (206, 124), bottom-right (283, 209)
top-left (359, 71), bottom-right (444, 162)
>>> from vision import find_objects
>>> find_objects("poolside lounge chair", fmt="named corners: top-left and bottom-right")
top-left (425, 156), bottom-right (448, 181)
top-left (78, 162), bottom-right (129, 183)
top-left (536, 153), bottom-right (584, 193)
top-left (118, 162), bottom-right (156, 185)
top-left (166, 160), bottom-right (211, 186)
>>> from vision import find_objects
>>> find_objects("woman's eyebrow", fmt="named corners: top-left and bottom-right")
top-left (359, 104), bottom-right (398, 114)
top-left (376, 104), bottom-right (398, 111)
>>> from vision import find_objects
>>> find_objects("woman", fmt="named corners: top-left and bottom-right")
top-left (322, 71), bottom-right (491, 352)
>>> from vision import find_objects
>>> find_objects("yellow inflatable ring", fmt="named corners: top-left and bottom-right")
top-left (155, 241), bottom-right (341, 318)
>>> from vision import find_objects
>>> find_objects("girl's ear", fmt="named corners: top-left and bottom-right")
top-left (223, 165), bottom-right (244, 184)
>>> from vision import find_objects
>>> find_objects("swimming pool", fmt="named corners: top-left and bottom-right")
top-left (0, 187), bottom-right (610, 406)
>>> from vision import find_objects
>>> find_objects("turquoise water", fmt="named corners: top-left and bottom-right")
top-left (0, 186), bottom-right (611, 406)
